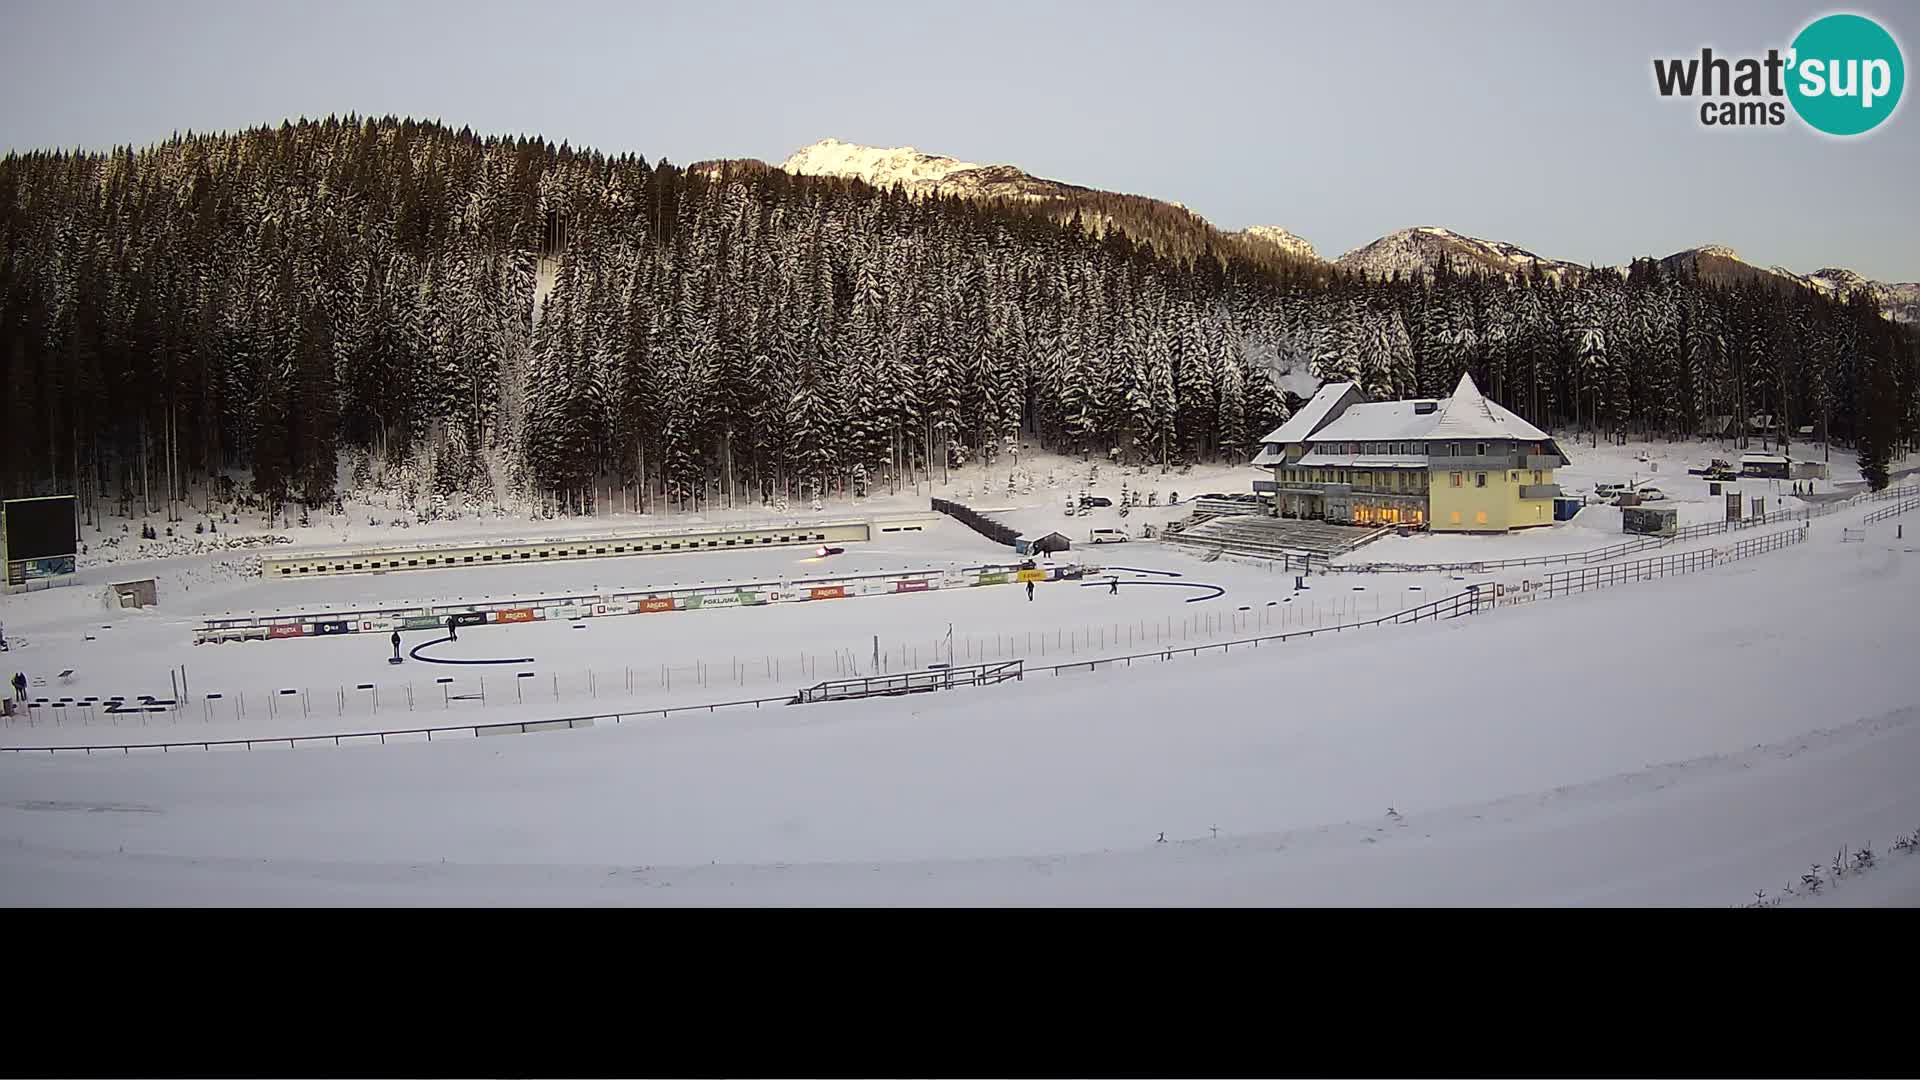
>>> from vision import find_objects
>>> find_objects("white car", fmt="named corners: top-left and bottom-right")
top-left (1087, 528), bottom-right (1130, 544)
top-left (1634, 487), bottom-right (1669, 501)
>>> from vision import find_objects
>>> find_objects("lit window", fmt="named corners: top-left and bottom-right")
top-left (1451, 472), bottom-right (1463, 487)
top-left (1476, 511), bottom-right (1488, 524)
top-left (1476, 473), bottom-right (1487, 488)
top-left (1533, 470), bottom-right (1542, 483)
top-left (1450, 511), bottom-right (1462, 524)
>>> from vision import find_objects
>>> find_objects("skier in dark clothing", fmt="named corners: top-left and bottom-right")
top-left (1026, 580), bottom-right (1035, 602)
top-left (1109, 576), bottom-right (1120, 595)
top-left (446, 615), bottom-right (458, 641)
top-left (391, 630), bottom-right (403, 660)
top-left (11, 672), bottom-right (26, 703)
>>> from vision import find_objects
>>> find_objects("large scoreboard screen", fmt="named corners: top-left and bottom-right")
top-left (3, 495), bottom-right (79, 585)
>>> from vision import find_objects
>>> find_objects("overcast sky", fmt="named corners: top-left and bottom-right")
top-left (4, 0), bottom-right (1914, 279)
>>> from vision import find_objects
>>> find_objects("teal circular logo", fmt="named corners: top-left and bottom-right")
top-left (1787, 14), bottom-right (1905, 136)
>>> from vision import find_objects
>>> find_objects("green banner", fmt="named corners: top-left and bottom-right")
top-left (975, 573), bottom-right (1008, 586)
top-left (401, 615), bottom-right (443, 630)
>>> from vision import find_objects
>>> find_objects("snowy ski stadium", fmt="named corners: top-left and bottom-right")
top-left (4, 440), bottom-right (1918, 907)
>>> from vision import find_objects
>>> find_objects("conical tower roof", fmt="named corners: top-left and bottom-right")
top-left (1429, 371), bottom-right (1550, 441)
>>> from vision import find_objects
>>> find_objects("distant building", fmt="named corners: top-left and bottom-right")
top-left (1251, 372), bottom-right (1571, 533)
top-left (1740, 453), bottom-right (1791, 479)
top-left (1014, 532), bottom-right (1071, 555)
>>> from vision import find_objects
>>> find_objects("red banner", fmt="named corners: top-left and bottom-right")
top-left (639, 597), bottom-right (676, 613)
top-left (809, 586), bottom-right (847, 600)
top-left (894, 580), bottom-right (930, 593)
top-left (268, 623), bottom-right (305, 639)
top-left (497, 608), bottom-right (536, 623)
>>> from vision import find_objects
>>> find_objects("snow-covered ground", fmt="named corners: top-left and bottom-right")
top-left (4, 441), bottom-right (1916, 906)
top-left (1, 516), bottom-right (1475, 743)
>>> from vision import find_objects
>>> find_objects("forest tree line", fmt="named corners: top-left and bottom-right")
top-left (2, 116), bottom-right (1915, 519)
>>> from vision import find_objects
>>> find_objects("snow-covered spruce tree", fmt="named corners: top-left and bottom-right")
top-left (1215, 339), bottom-right (1249, 459)
top-left (291, 298), bottom-right (339, 506)
top-left (1171, 290), bottom-right (1216, 461)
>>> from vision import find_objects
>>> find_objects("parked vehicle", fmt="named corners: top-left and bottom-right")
top-left (1087, 528), bottom-right (1130, 544)
top-left (1633, 487), bottom-right (1668, 501)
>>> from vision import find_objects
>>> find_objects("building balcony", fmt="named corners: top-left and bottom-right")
top-left (1524, 454), bottom-right (1561, 471)
top-left (1518, 483), bottom-right (1562, 500)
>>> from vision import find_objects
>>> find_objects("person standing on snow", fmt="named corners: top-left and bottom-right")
top-left (11, 671), bottom-right (26, 703)
top-left (446, 615), bottom-right (458, 641)
top-left (1026, 580), bottom-right (1035, 602)
top-left (391, 630), bottom-right (403, 661)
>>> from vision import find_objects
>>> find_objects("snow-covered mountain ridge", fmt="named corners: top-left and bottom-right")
top-left (773, 139), bottom-right (1911, 317)
top-left (1660, 245), bottom-right (1920, 322)
top-left (1334, 226), bottom-right (1582, 280)
top-left (1231, 224), bottom-right (1319, 261)
top-left (778, 137), bottom-right (1091, 203)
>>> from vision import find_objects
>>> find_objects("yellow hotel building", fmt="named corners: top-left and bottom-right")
top-left (1251, 372), bottom-right (1571, 532)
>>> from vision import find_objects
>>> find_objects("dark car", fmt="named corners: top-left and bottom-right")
top-left (1079, 496), bottom-right (1113, 508)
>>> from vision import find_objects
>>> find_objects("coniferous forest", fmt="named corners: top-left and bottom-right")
top-left (3, 117), bottom-right (1916, 519)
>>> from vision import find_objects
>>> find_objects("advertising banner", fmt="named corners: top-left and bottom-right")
top-left (449, 611), bottom-right (486, 628)
top-left (1497, 579), bottom-right (1542, 607)
top-left (639, 597), bottom-right (676, 613)
top-left (313, 620), bottom-right (351, 635)
top-left (690, 592), bottom-right (751, 609)
top-left (268, 623), bottom-right (305, 639)
top-left (497, 608), bottom-right (536, 623)
top-left (1016, 568), bottom-right (1047, 583)
top-left (894, 579), bottom-right (930, 593)
top-left (975, 573), bottom-right (1008, 586)
top-left (6, 555), bottom-right (77, 585)
top-left (809, 585), bottom-right (847, 600)
top-left (401, 615), bottom-right (444, 630)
